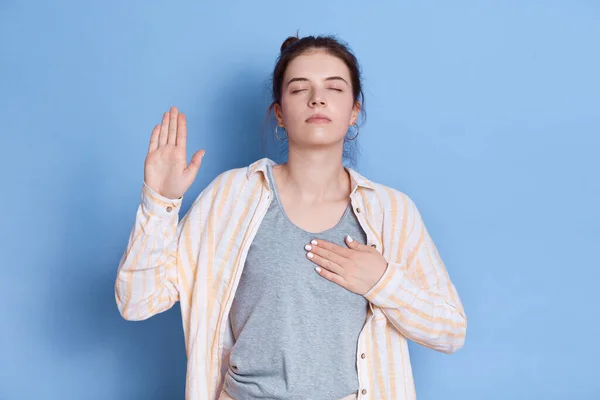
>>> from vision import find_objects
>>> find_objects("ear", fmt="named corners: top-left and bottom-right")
top-left (273, 103), bottom-right (285, 126)
top-left (350, 101), bottom-right (361, 125)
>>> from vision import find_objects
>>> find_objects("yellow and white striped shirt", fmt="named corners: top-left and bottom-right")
top-left (115, 157), bottom-right (467, 400)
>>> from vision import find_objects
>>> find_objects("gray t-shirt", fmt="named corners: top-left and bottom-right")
top-left (223, 164), bottom-right (369, 400)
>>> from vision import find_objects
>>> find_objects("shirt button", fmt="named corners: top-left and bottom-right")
top-left (361, 389), bottom-right (367, 395)
top-left (361, 353), bottom-right (366, 359)
top-left (370, 244), bottom-right (376, 248)
top-left (356, 207), bottom-right (361, 213)
top-left (166, 206), bottom-right (173, 213)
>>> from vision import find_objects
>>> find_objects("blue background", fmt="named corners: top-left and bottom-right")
top-left (1, 1), bottom-right (598, 399)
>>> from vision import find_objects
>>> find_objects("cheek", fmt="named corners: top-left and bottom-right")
top-left (333, 98), bottom-right (356, 121)
top-left (280, 96), bottom-right (305, 123)
top-left (330, 92), bottom-right (354, 110)
top-left (342, 95), bottom-right (356, 113)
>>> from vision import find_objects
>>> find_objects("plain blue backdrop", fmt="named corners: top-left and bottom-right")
top-left (1, 1), bottom-right (598, 399)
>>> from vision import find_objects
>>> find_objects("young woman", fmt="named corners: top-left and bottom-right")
top-left (115, 35), bottom-right (467, 400)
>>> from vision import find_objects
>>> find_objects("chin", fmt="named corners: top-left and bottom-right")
top-left (301, 137), bottom-right (345, 147)
top-left (307, 127), bottom-right (342, 137)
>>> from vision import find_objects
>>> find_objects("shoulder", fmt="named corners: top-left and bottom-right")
top-left (358, 175), bottom-right (427, 240)
top-left (203, 158), bottom-right (264, 190)
top-left (195, 157), bottom-right (270, 200)
top-left (352, 169), bottom-right (418, 215)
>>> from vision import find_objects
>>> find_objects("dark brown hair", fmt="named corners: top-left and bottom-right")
top-left (261, 34), bottom-right (366, 168)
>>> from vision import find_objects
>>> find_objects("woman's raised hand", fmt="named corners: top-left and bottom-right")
top-left (143, 106), bottom-right (205, 199)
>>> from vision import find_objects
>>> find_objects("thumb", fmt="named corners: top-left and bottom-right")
top-left (186, 150), bottom-right (205, 176)
top-left (345, 235), bottom-right (365, 250)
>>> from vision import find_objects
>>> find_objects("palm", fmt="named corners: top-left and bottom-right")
top-left (143, 106), bottom-right (205, 199)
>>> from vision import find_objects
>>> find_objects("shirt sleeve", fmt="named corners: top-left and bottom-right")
top-left (114, 182), bottom-right (186, 321)
top-left (363, 193), bottom-right (467, 353)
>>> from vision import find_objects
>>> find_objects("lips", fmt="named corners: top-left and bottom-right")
top-left (306, 114), bottom-right (331, 123)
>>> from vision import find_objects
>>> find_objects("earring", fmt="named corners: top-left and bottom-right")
top-left (346, 123), bottom-right (360, 140)
top-left (275, 125), bottom-right (288, 140)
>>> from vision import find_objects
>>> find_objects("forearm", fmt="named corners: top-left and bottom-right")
top-left (115, 182), bottom-right (182, 321)
top-left (365, 260), bottom-right (466, 353)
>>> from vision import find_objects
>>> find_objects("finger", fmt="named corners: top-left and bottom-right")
top-left (184, 149), bottom-right (205, 178)
top-left (148, 124), bottom-right (160, 153)
top-left (176, 113), bottom-right (186, 147)
top-left (159, 111), bottom-right (169, 146)
top-left (344, 235), bottom-right (369, 251)
top-left (310, 239), bottom-right (353, 258)
top-left (314, 264), bottom-right (346, 287)
top-left (306, 243), bottom-right (347, 267)
top-left (306, 251), bottom-right (344, 275)
top-left (167, 106), bottom-right (178, 145)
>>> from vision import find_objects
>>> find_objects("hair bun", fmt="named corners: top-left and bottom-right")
top-left (280, 35), bottom-right (300, 53)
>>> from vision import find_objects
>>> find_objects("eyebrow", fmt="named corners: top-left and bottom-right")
top-left (286, 76), bottom-right (349, 87)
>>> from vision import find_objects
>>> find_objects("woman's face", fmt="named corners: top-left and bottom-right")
top-left (275, 50), bottom-right (360, 148)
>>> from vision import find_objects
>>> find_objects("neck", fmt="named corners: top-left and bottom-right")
top-left (275, 151), bottom-right (352, 204)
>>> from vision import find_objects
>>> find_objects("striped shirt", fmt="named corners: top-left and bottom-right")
top-left (115, 157), bottom-right (467, 400)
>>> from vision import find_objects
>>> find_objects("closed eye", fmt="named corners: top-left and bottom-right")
top-left (329, 88), bottom-right (343, 92)
top-left (291, 89), bottom-right (307, 94)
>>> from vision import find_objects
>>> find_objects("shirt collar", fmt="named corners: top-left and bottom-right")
top-left (246, 157), bottom-right (375, 191)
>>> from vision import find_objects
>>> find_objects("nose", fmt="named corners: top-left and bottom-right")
top-left (308, 89), bottom-right (327, 107)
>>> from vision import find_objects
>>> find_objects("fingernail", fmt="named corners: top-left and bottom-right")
top-left (304, 244), bottom-right (312, 251)
top-left (311, 240), bottom-right (318, 245)
top-left (347, 235), bottom-right (353, 242)
top-left (307, 252), bottom-right (314, 259)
